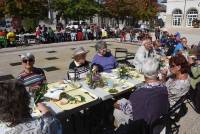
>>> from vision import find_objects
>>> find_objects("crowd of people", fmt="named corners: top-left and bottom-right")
top-left (0, 23), bottom-right (153, 48)
top-left (0, 28), bottom-right (200, 133)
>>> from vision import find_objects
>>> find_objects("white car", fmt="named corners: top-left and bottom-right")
top-left (66, 22), bottom-right (79, 29)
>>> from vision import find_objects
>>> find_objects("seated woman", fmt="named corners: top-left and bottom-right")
top-left (0, 80), bottom-right (62, 134)
top-left (17, 53), bottom-right (46, 91)
top-left (68, 47), bottom-right (90, 80)
top-left (188, 44), bottom-right (200, 90)
top-left (113, 58), bottom-right (169, 129)
top-left (92, 41), bottom-right (118, 73)
top-left (162, 54), bottom-right (190, 106)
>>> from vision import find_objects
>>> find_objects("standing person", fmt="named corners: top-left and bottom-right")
top-left (155, 27), bottom-right (160, 40)
top-left (70, 27), bottom-right (76, 41)
top-left (17, 53), bottom-right (46, 91)
top-left (120, 29), bottom-right (126, 42)
top-left (92, 41), bottom-right (118, 73)
top-left (0, 80), bottom-right (62, 134)
top-left (48, 27), bottom-right (55, 43)
top-left (77, 26), bottom-right (83, 41)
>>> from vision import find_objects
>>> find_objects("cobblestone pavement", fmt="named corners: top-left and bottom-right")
top-left (0, 40), bottom-right (199, 134)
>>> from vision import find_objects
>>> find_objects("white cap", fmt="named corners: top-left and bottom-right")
top-left (19, 53), bottom-right (35, 60)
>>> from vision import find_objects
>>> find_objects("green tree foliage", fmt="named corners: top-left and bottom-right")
top-left (52, 0), bottom-right (101, 20)
top-left (103, 0), bottom-right (158, 21)
top-left (0, 0), bottom-right (48, 19)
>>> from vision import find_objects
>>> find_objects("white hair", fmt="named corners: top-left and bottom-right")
top-left (141, 58), bottom-right (159, 79)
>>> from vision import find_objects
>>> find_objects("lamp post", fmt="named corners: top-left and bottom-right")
top-left (48, 0), bottom-right (52, 23)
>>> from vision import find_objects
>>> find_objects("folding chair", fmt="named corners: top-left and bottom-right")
top-left (115, 48), bottom-right (128, 63)
top-left (150, 92), bottom-right (190, 134)
top-left (114, 48), bottom-right (135, 65)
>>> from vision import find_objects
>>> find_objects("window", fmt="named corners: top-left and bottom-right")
top-left (172, 9), bottom-right (183, 26)
top-left (186, 9), bottom-right (198, 27)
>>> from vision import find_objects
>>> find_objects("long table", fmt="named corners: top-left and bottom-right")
top-left (33, 68), bottom-right (144, 117)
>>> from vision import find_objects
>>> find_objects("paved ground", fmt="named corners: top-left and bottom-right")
top-left (0, 39), bottom-right (138, 82)
top-left (0, 39), bottom-right (199, 134)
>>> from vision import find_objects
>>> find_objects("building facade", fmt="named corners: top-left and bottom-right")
top-left (165, 0), bottom-right (200, 28)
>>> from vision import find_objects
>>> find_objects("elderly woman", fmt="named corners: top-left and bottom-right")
top-left (113, 58), bottom-right (169, 129)
top-left (17, 53), bottom-right (46, 91)
top-left (68, 47), bottom-right (90, 80)
top-left (162, 54), bottom-right (190, 106)
top-left (92, 41), bottom-right (118, 73)
top-left (0, 80), bottom-right (62, 134)
top-left (129, 38), bottom-right (157, 71)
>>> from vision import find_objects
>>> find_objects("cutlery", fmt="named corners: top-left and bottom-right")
top-left (84, 92), bottom-right (95, 99)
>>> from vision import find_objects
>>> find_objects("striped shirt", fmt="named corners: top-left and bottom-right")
top-left (17, 67), bottom-right (46, 88)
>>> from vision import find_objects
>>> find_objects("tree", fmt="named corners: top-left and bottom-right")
top-left (103, 0), bottom-right (158, 21)
top-left (52, 0), bottom-right (101, 21)
top-left (0, 0), bottom-right (48, 19)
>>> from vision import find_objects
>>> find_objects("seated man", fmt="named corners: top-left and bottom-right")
top-left (68, 47), bottom-right (90, 80)
top-left (113, 58), bottom-right (169, 128)
top-left (129, 38), bottom-right (157, 71)
top-left (92, 41), bottom-right (118, 73)
top-left (17, 53), bottom-right (46, 91)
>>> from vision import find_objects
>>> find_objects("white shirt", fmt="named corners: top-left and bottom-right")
top-left (130, 46), bottom-right (156, 71)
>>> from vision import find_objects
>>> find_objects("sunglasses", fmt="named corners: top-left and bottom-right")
top-left (22, 59), bottom-right (34, 63)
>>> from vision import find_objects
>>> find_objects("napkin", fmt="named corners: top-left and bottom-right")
top-left (44, 87), bottom-right (64, 100)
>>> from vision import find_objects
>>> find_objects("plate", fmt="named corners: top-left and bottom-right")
top-left (52, 88), bottom-right (97, 110)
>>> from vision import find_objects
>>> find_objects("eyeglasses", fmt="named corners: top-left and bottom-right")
top-left (22, 59), bottom-right (34, 63)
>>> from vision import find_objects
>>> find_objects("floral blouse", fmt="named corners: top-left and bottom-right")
top-left (0, 115), bottom-right (62, 134)
top-left (166, 77), bottom-right (190, 106)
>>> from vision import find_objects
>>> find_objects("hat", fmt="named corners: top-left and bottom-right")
top-left (19, 53), bottom-right (35, 60)
top-left (72, 47), bottom-right (89, 58)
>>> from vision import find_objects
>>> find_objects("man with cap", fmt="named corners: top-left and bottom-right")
top-left (17, 53), bottom-right (46, 91)
top-left (68, 47), bottom-right (90, 80)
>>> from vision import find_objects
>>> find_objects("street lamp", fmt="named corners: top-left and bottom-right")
top-left (48, 0), bottom-right (52, 23)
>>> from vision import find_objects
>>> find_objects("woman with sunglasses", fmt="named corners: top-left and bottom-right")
top-left (162, 54), bottom-right (190, 106)
top-left (17, 53), bottom-right (46, 91)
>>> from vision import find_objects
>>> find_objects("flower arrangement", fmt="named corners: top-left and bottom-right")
top-left (85, 65), bottom-right (105, 89)
top-left (118, 65), bottom-right (129, 79)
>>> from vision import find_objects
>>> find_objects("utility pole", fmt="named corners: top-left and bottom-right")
top-left (183, 0), bottom-right (187, 26)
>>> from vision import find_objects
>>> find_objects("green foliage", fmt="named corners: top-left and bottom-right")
top-left (52, 0), bottom-right (101, 20)
top-left (34, 83), bottom-right (48, 104)
top-left (1, 0), bottom-right (48, 19)
top-left (22, 18), bottom-right (38, 32)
